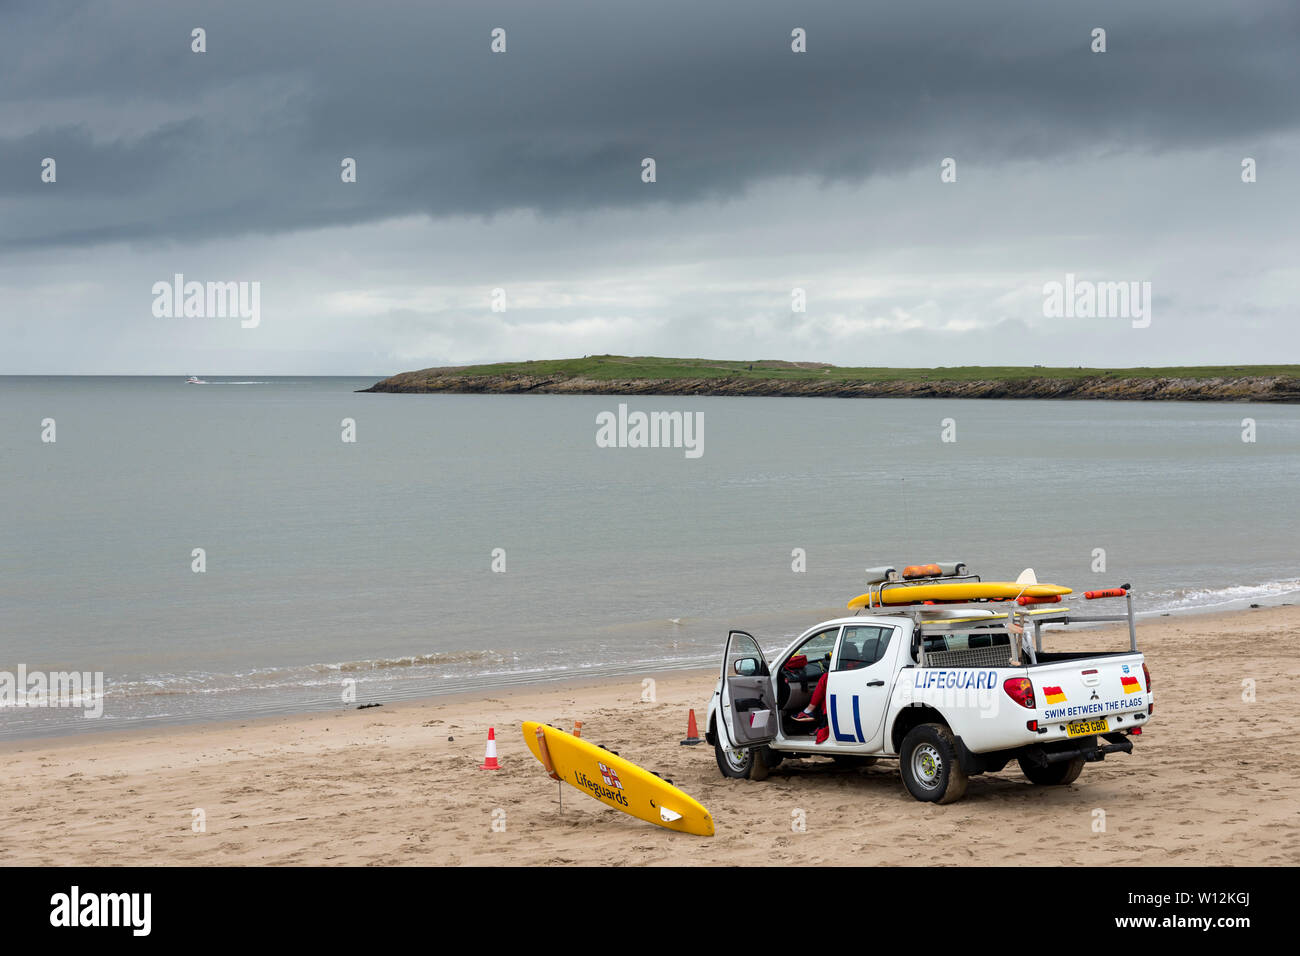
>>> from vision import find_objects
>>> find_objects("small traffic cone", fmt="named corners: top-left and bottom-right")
top-left (479, 727), bottom-right (501, 769)
top-left (573, 720), bottom-right (583, 738)
top-left (680, 709), bottom-right (702, 746)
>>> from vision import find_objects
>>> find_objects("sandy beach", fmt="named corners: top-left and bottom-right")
top-left (3, 606), bottom-right (1298, 867)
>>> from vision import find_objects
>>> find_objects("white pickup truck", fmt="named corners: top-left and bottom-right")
top-left (704, 587), bottom-right (1153, 803)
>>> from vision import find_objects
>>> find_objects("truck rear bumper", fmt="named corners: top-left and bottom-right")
top-left (1028, 733), bottom-right (1134, 765)
top-left (955, 732), bottom-right (1134, 774)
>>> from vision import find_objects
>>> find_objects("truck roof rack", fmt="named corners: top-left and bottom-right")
top-left (864, 591), bottom-right (1139, 667)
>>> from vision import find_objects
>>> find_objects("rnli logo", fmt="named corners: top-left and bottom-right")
top-left (598, 762), bottom-right (623, 790)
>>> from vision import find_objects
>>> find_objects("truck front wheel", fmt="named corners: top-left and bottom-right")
top-left (714, 734), bottom-right (753, 779)
top-left (1018, 755), bottom-right (1085, 786)
top-left (900, 723), bottom-right (969, 804)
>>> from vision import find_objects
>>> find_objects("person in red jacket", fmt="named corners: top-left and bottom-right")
top-left (791, 654), bottom-right (832, 744)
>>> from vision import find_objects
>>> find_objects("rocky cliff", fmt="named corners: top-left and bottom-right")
top-left (362, 369), bottom-right (1300, 402)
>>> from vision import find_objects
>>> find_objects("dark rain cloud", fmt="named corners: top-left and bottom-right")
top-left (2, 0), bottom-right (1297, 249)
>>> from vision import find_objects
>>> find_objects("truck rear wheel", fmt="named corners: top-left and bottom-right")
top-left (1018, 755), bottom-right (1085, 786)
top-left (900, 723), bottom-right (968, 804)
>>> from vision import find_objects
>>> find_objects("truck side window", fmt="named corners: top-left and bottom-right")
top-left (789, 627), bottom-right (839, 671)
top-left (836, 626), bottom-right (894, 670)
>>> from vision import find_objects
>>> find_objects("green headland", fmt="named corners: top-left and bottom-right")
top-left (362, 356), bottom-right (1300, 402)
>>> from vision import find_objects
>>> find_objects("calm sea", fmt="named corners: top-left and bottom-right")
top-left (2, 376), bottom-right (1297, 738)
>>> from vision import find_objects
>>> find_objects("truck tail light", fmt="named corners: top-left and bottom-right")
top-left (1003, 677), bottom-right (1036, 709)
top-left (1143, 662), bottom-right (1153, 714)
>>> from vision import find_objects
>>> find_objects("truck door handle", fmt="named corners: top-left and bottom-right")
top-left (865, 680), bottom-right (885, 687)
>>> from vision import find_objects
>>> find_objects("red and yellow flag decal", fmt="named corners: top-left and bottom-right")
top-left (1043, 685), bottom-right (1067, 705)
top-left (1120, 675), bottom-right (1142, 694)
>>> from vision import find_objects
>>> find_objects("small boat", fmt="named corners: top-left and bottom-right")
top-left (186, 376), bottom-right (208, 384)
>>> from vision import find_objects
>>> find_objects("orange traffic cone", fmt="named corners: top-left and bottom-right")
top-left (479, 727), bottom-right (501, 769)
top-left (573, 720), bottom-right (583, 738)
top-left (680, 709), bottom-right (702, 746)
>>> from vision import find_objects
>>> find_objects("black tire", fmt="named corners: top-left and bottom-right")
top-left (832, 755), bottom-right (878, 768)
top-left (899, 723), bottom-right (969, 804)
top-left (713, 731), bottom-right (753, 779)
top-left (1018, 755), bottom-right (1085, 786)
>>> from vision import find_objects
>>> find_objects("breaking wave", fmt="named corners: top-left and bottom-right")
top-left (1140, 579), bottom-right (1300, 614)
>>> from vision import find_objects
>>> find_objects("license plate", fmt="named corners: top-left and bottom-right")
top-left (1066, 717), bottom-right (1109, 737)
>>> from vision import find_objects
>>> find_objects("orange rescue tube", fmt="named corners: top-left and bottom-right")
top-left (1085, 588), bottom-right (1129, 600)
top-left (902, 563), bottom-right (943, 579)
top-left (534, 726), bottom-right (561, 780)
top-left (1016, 595), bottom-right (1062, 605)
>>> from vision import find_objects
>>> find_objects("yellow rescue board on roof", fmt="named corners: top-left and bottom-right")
top-left (915, 607), bottom-right (1070, 624)
top-left (522, 722), bottom-right (714, 837)
top-left (847, 581), bottom-right (1072, 609)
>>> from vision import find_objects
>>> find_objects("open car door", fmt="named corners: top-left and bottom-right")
top-left (718, 630), bottom-right (777, 749)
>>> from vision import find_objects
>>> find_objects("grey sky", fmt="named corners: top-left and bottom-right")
top-left (1, 0), bottom-right (1297, 374)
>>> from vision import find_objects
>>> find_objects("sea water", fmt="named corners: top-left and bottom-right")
top-left (1, 376), bottom-right (1297, 738)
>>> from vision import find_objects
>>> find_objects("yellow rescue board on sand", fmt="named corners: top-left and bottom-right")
top-left (522, 721), bottom-right (714, 837)
top-left (847, 581), bottom-right (1072, 609)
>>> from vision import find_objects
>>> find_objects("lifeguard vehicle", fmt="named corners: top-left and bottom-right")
top-left (704, 564), bottom-right (1153, 804)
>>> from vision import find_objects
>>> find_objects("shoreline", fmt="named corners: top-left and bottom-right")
top-left (5, 597), bottom-right (1295, 748)
top-left (0, 665), bottom-right (718, 756)
top-left (0, 606), bottom-right (1279, 754)
top-left (4, 604), bottom-right (1297, 865)
top-left (3, 599), bottom-right (1293, 748)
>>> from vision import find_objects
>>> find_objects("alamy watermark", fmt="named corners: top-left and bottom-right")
top-left (595, 404), bottom-right (703, 459)
top-left (896, 674), bottom-right (1004, 719)
top-left (1, 665), bottom-right (104, 718)
top-left (152, 274), bottom-right (260, 328)
top-left (50, 886), bottom-right (150, 936)
top-left (1043, 273), bottom-right (1151, 328)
